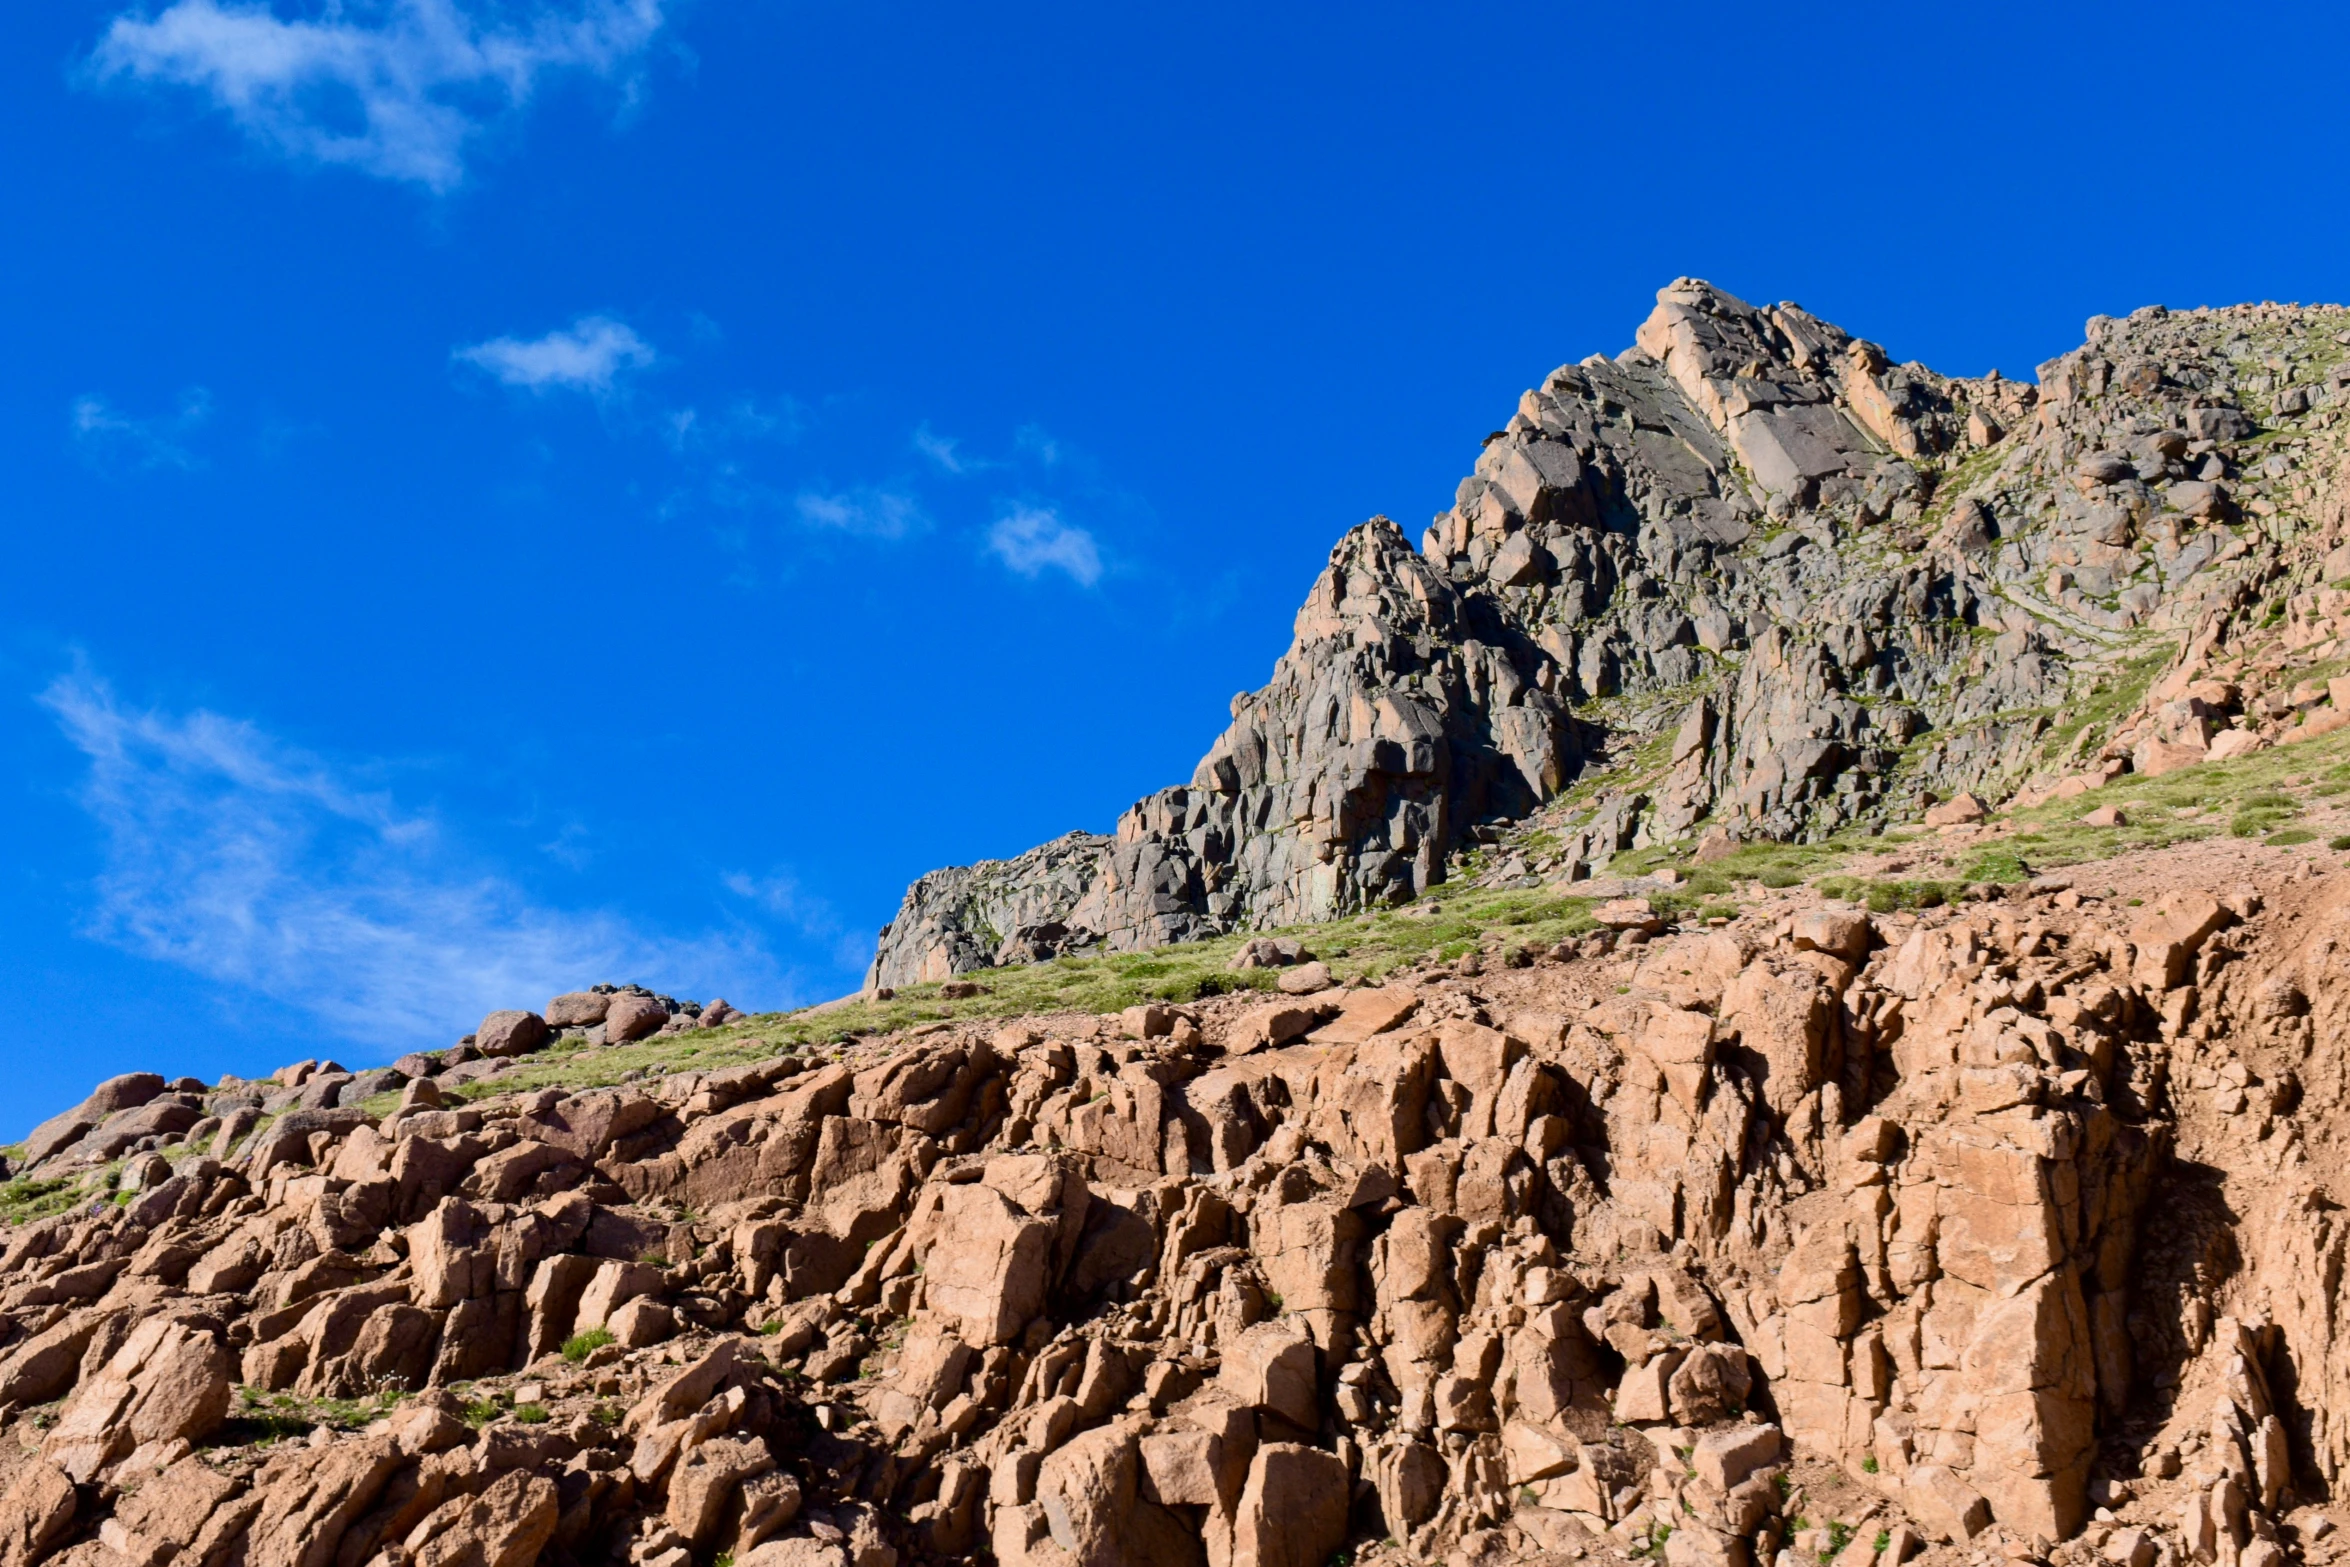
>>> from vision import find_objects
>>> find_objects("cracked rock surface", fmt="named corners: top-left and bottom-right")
top-left (8, 825), bottom-right (2350, 1567)
top-left (869, 280), bottom-right (2350, 989)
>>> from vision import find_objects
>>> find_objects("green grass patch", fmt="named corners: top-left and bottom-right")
top-left (0, 1175), bottom-right (85, 1223)
top-left (561, 1328), bottom-right (615, 1363)
top-left (223, 1387), bottom-right (399, 1445)
top-left (1815, 876), bottom-right (1953, 913)
top-left (321, 717), bottom-right (2350, 1117)
top-left (349, 881), bottom-right (1639, 1106)
top-left (1998, 725), bottom-right (2350, 871)
top-left (2268, 828), bottom-right (2317, 846)
top-left (2043, 643), bottom-right (2176, 758)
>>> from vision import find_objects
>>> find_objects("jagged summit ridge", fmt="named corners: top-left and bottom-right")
top-left (869, 280), bottom-right (2350, 989)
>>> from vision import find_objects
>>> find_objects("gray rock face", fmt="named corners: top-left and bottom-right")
top-left (870, 280), bottom-right (2350, 986)
top-left (867, 520), bottom-right (1579, 990)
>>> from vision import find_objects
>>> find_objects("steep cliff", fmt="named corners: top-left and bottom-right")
top-left (870, 281), bottom-right (2350, 991)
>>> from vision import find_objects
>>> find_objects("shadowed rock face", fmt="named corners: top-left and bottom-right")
top-left (870, 280), bottom-right (2350, 988)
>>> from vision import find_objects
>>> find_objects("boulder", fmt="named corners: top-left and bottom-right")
top-left (1218, 1321), bottom-right (1319, 1429)
top-left (546, 991), bottom-right (610, 1027)
top-left (406, 1468), bottom-right (559, 1567)
top-left (2134, 736), bottom-right (2207, 777)
top-left (1790, 909), bottom-right (1870, 960)
top-left (45, 1319), bottom-right (231, 1477)
top-left (1231, 1444), bottom-right (1348, 1567)
top-left (1594, 898), bottom-right (1663, 932)
top-left (1307, 986), bottom-right (1420, 1045)
top-left (607, 1296), bottom-right (674, 1348)
top-left (474, 1011), bottom-right (549, 1059)
top-left (1274, 961), bottom-right (1333, 996)
top-left (24, 1072), bottom-right (167, 1165)
top-left (0, 1462), bottom-right (75, 1567)
top-left (1692, 1423), bottom-right (1782, 1491)
top-left (667, 1437), bottom-right (774, 1546)
top-left (2130, 894), bottom-right (2230, 990)
top-left (1035, 1423), bottom-right (1138, 1563)
top-left (1924, 792), bottom-right (1987, 826)
top-left (1225, 1000), bottom-right (1328, 1054)
top-left (605, 994), bottom-right (668, 1043)
top-left (912, 1182), bottom-right (1053, 1346)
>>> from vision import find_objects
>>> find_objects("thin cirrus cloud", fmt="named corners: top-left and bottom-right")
top-left (69, 389), bottom-right (214, 472)
top-left (86, 0), bottom-right (666, 191)
top-left (988, 504), bottom-right (1102, 587)
top-left (793, 487), bottom-right (927, 539)
top-left (40, 668), bottom-right (789, 1049)
top-left (454, 315), bottom-right (654, 393)
top-left (721, 870), bottom-right (870, 975)
top-left (912, 422), bottom-right (984, 475)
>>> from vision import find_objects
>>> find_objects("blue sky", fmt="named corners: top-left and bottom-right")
top-left (4, 0), bottom-right (2346, 1134)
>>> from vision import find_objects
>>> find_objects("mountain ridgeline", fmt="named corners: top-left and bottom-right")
top-left (868, 280), bottom-right (2350, 990)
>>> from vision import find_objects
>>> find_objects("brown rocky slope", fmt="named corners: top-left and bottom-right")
top-left (6, 815), bottom-right (2350, 1567)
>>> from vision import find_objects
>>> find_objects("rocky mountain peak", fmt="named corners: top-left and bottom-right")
top-left (868, 280), bottom-right (2350, 998)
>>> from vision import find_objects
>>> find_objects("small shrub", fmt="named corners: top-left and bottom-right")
top-left (2331, 835), bottom-right (2350, 851)
top-left (513, 1403), bottom-right (550, 1425)
top-left (460, 1400), bottom-right (500, 1429)
top-left (2269, 829), bottom-right (2317, 846)
top-left (562, 1328), bottom-right (616, 1363)
top-left (1861, 1455), bottom-right (1879, 1473)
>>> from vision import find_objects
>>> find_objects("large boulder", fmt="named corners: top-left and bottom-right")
top-left (1231, 1444), bottom-right (1348, 1567)
top-left (24, 1072), bottom-right (167, 1165)
top-left (474, 1010), bottom-right (549, 1058)
top-left (44, 1320), bottom-right (232, 1480)
top-left (605, 993), bottom-right (669, 1043)
top-left (545, 991), bottom-right (610, 1027)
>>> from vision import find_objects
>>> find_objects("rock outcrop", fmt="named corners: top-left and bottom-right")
top-left (870, 281), bottom-right (2350, 987)
top-left (9, 825), bottom-right (2350, 1567)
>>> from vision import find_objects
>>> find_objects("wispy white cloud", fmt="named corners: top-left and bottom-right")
top-left (70, 390), bottom-right (213, 471)
top-left (664, 397), bottom-right (805, 454)
top-left (722, 869), bottom-right (868, 972)
top-left (912, 423), bottom-right (970, 474)
top-left (455, 315), bottom-right (653, 393)
top-left (41, 669), bottom-right (791, 1047)
top-left (988, 503), bottom-right (1101, 586)
top-left (88, 0), bottom-right (665, 191)
top-left (794, 486), bottom-right (925, 539)
top-left (1014, 424), bottom-right (1063, 467)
